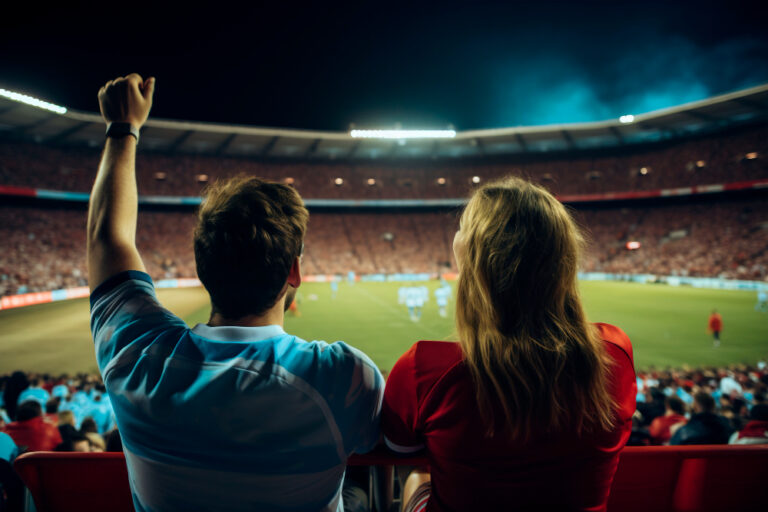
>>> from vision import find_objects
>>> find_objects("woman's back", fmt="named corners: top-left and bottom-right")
top-left (382, 323), bottom-right (636, 511)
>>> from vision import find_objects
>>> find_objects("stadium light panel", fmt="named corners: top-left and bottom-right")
top-left (349, 129), bottom-right (456, 139)
top-left (619, 115), bottom-right (634, 124)
top-left (0, 88), bottom-right (67, 114)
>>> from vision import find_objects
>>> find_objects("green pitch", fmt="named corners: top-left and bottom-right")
top-left (1, 281), bottom-right (766, 374)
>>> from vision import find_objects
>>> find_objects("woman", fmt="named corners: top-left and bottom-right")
top-left (382, 177), bottom-right (636, 511)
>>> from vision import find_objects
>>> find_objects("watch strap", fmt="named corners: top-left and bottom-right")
top-left (105, 122), bottom-right (140, 143)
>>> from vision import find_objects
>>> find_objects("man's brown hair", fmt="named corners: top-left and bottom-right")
top-left (194, 176), bottom-right (308, 319)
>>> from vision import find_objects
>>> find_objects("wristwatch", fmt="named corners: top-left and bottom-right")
top-left (105, 122), bottom-right (140, 144)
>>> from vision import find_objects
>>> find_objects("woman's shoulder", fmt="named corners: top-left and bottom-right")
top-left (390, 340), bottom-right (464, 385)
top-left (593, 322), bottom-right (633, 364)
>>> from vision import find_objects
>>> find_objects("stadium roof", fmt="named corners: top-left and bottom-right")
top-left (1, 83), bottom-right (767, 160)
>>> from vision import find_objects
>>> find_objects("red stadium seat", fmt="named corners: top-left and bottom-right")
top-left (12, 446), bottom-right (768, 512)
top-left (607, 446), bottom-right (685, 512)
top-left (671, 445), bottom-right (768, 512)
top-left (13, 452), bottom-right (134, 512)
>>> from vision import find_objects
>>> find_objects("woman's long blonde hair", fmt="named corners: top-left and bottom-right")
top-left (455, 177), bottom-right (614, 440)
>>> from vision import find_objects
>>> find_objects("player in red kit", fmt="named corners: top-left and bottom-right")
top-left (708, 309), bottom-right (722, 347)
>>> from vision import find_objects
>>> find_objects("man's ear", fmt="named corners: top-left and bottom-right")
top-left (286, 256), bottom-right (302, 288)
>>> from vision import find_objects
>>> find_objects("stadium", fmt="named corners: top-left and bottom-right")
top-left (2, 3), bottom-right (768, 510)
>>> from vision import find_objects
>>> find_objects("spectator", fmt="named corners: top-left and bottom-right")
top-left (637, 387), bottom-right (667, 427)
top-left (16, 377), bottom-right (50, 408)
top-left (2, 372), bottom-right (28, 421)
top-left (0, 431), bottom-right (18, 463)
top-left (104, 428), bottom-right (123, 452)
top-left (729, 403), bottom-right (768, 445)
top-left (382, 177), bottom-right (636, 511)
top-left (56, 424), bottom-right (91, 452)
top-left (649, 396), bottom-right (688, 445)
top-left (57, 410), bottom-right (75, 428)
top-left (670, 392), bottom-right (733, 445)
top-left (2, 400), bottom-right (62, 452)
top-left (87, 75), bottom-right (383, 512)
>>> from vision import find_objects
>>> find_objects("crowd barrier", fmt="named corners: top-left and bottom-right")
top-left (12, 445), bottom-right (768, 512)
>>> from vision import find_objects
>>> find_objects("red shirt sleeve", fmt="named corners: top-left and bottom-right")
top-left (381, 343), bottom-right (425, 453)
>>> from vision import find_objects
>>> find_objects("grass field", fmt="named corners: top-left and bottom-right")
top-left (1, 281), bottom-right (767, 374)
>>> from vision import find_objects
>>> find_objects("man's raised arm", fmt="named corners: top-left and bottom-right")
top-left (87, 74), bottom-right (155, 292)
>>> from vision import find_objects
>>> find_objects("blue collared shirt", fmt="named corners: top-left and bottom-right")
top-left (91, 271), bottom-right (384, 512)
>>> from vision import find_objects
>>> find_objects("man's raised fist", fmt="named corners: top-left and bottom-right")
top-left (98, 74), bottom-right (155, 128)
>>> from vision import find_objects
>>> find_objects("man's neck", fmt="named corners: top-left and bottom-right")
top-left (208, 300), bottom-right (285, 328)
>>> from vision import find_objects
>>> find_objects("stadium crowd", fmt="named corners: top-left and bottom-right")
top-left (2, 361), bottom-right (768, 460)
top-left (0, 124), bottom-right (766, 199)
top-left (2, 197), bottom-right (767, 297)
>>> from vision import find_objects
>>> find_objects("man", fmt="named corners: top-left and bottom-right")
top-left (648, 396), bottom-right (687, 445)
top-left (670, 392), bottom-right (732, 445)
top-left (729, 404), bottom-right (768, 444)
top-left (1, 401), bottom-right (62, 452)
top-left (16, 378), bottom-right (51, 408)
top-left (708, 309), bottom-right (722, 347)
top-left (88, 74), bottom-right (383, 511)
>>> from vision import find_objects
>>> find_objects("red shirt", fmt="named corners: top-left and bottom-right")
top-left (2, 416), bottom-right (62, 452)
top-left (649, 414), bottom-right (687, 444)
top-left (708, 313), bottom-right (722, 332)
top-left (382, 323), bottom-right (636, 512)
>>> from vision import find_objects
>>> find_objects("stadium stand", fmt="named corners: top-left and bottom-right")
top-left (1, 195), bottom-right (767, 297)
top-left (0, 123), bottom-right (766, 198)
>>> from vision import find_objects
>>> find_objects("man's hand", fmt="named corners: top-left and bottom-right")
top-left (98, 74), bottom-right (155, 127)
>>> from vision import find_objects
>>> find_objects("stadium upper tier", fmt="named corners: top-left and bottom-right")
top-left (1, 83), bottom-right (767, 160)
top-left (1, 197), bottom-right (766, 297)
top-left (0, 123), bottom-right (766, 198)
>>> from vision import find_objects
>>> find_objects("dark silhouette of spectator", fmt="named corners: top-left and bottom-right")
top-left (2, 372), bottom-right (28, 421)
top-left (729, 403), bottom-right (768, 445)
top-left (670, 392), bottom-right (733, 445)
top-left (649, 396), bottom-right (688, 444)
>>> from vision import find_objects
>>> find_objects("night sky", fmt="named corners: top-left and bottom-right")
top-left (2, 1), bottom-right (767, 130)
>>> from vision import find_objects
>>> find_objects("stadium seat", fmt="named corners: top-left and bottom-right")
top-left (607, 446), bottom-right (685, 512)
top-left (13, 452), bottom-right (133, 512)
top-left (671, 445), bottom-right (768, 512)
top-left (12, 446), bottom-right (768, 512)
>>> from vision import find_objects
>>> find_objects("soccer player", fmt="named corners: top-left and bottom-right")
top-left (434, 283), bottom-right (451, 318)
top-left (709, 309), bottom-right (723, 347)
top-left (331, 279), bottom-right (339, 299)
top-left (87, 74), bottom-right (383, 511)
top-left (756, 288), bottom-right (768, 312)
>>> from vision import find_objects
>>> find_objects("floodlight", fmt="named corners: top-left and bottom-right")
top-left (367, 178), bottom-right (376, 186)
top-left (626, 241), bottom-right (641, 250)
top-left (639, 167), bottom-right (649, 175)
top-left (619, 115), bottom-right (634, 124)
top-left (472, 176), bottom-right (481, 184)
top-left (0, 88), bottom-right (67, 114)
top-left (350, 129), bottom-right (456, 139)
top-left (437, 177), bottom-right (447, 185)
top-left (334, 178), bottom-right (344, 185)
top-left (745, 152), bottom-right (758, 160)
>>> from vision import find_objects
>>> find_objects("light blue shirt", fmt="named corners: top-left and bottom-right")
top-left (91, 271), bottom-right (384, 512)
top-left (17, 387), bottom-right (50, 407)
top-left (0, 432), bottom-right (18, 463)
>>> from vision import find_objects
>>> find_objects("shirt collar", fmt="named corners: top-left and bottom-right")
top-left (191, 324), bottom-right (286, 343)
